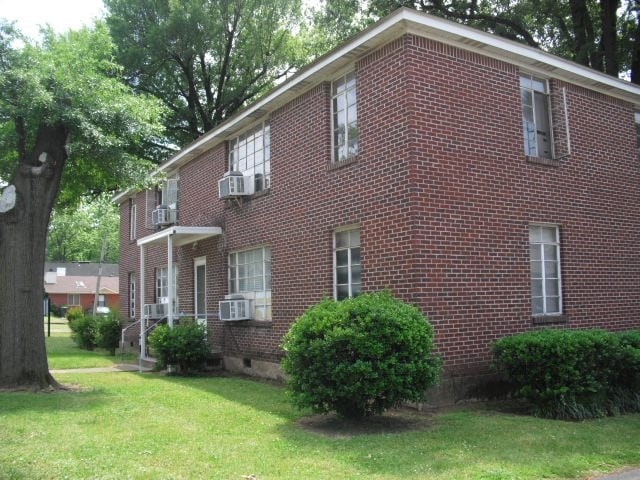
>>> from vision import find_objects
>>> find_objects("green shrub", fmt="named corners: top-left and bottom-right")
top-left (493, 329), bottom-right (640, 420)
top-left (281, 291), bottom-right (442, 418)
top-left (66, 306), bottom-right (84, 323)
top-left (148, 321), bottom-right (210, 374)
top-left (94, 313), bottom-right (123, 356)
top-left (69, 314), bottom-right (97, 351)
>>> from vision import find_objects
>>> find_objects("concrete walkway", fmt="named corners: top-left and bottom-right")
top-left (50, 364), bottom-right (151, 374)
top-left (592, 469), bottom-right (640, 480)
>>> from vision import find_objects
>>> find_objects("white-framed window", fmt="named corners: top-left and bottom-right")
top-left (129, 200), bottom-right (136, 240)
top-left (68, 294), bottom-right (81, 306)
top-left (228, 121), bottom-right (271, 192)
top-left (334, 227), bottom-right (361, 300)
top-left (332, 71), bottom-right (358, 162)
top-left (521, 74), bottom-right (552, 158)
top-left (228, 247), bottom-right (272, 321)
top-left (129, 272), bottom-right (136, 319)
top-left (635, 112), bottom-right (640, 148)
top-left (530, 224), bottom-right (562, 316)
top-left (97, 295), bottom-right (106, 307)
top-left (155, 265), bottom-right (179, 310)
top-left (194, 257), bottom-right (206, 323)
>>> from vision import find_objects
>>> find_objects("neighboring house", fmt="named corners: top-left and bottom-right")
top-left (44, 263), bottom-right (119, 313)
top-left (115, 9), bottom-right (640, 397)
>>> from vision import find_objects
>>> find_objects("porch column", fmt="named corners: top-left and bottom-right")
top-left (167, 233), bottom-right (174, 328)
top-left (139, 244), bottom-right (146, 357)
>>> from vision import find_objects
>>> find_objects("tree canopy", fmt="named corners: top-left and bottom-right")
top-left (308, 0), bottom-right (640, 83)
top-left (104, 0), bottom-right (307, 147)
top-left (47, 194), bottom-right (120, 263)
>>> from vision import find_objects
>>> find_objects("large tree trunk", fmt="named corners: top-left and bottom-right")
top-left (0, 123), bottom-right (68, 390)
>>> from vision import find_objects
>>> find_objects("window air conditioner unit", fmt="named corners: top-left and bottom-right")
top-left (218, 171), bottom-right (254, 199)
top-left (219, 295), bottom-right (252, 321)
top-left (152, 206), bottom-right (177, 226)
top-left (144, 303), bottom-right (168, 320)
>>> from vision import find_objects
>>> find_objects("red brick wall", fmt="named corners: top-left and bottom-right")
top-left (119, 33), bottom-right (640, 376)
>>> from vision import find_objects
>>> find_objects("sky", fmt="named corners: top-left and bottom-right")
top-left (0, 0), bottom-right (105, 39)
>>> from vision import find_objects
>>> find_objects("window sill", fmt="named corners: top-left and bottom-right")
top-left (328, 155), bottom-right (359, 171)
top-left (526, 155), bottom-right (563, 167)
top-left (532, 314), bottom-right (567, 325)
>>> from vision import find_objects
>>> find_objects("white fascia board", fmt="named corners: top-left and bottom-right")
top-left (114, 8), bottom-right (640, 203)
top-left (137, 226), bottom-right (222, 248)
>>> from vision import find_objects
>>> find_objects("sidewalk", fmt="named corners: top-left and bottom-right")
top-left (591, 469), bottom-right (640, 480)
top-left (50, 364), bottom-right (151, 374)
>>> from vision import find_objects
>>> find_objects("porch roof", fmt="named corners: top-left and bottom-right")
top-left (136, 226), bottom-right (222, 248)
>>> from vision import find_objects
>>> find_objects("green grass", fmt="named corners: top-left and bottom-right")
top-left (0, 374), bottom-right (638, 480)
top-left (46, 328), bottom-right (137, 370)
top-left (0, 334), bottom-right (638, 479)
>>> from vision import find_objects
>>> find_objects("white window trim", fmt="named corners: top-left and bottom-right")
top-left (228, 246), bottom-right (272, 321)
top-left (129, 272), bottom-right (136, 319)
top-left (194, 256), bottom-right (207, 324)
top-left (129, 201), bottom-right (136, 240)
top-left (68, 294), bottom-right (81, 306)
top-left (520, 73), bottom-right (554, 159)
top-left (333, 226), bottom-right (361, 300)
top-left (227, 120), bottom-right (271, 192)
top-left (530, 224), bottom-right (563, 316)
top-left (331, 71), bottom-right (358, 162)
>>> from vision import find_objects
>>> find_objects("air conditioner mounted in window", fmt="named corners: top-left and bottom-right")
top-left (219, 294), bottom-right (252, 321)
top-left (218, 171), bottom-right (254, 199)
top-left (152, 205), bottom-right (177, 226)
top-left (144, 303), bottom-right (168, 320)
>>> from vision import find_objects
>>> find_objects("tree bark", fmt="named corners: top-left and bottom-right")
top-left (0, 123), bottom-right (68, 390)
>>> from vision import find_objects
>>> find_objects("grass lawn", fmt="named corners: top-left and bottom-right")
top-left (0, 334), bottom-right (638, 479)
top-left (46, 322), bottom-right (137, 370)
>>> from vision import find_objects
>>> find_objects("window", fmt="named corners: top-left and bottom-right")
top-left (228, 121), bottom-right (271, 192)
top-left (228, 247), bottom-right (271, 321)
top-left (129, 200), bottom-right (136, 240)
top-left (97, 295), bottom-right (106, 307)
top-left (529, 225), bottom-right (562, 316)
top-left (521, 74), bottom-right (552, 158)
top-left (334, 227), bottom-right (361, 300)
top-left (635, 112), bottom-right (640, 148)
top-left (155, 265), bottom-right (179, 311)
top-left (129, 272), bottom-right (136, 319)
top-left (332, 72), bottom-right (358, 162)
top-left (68, 294), bottom-right (80, 306)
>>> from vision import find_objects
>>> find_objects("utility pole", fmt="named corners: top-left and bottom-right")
top-left (92, 236), bottom-right (107, 316)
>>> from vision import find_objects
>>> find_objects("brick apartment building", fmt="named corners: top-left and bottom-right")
top-left (116, 8), bottom-right (640, 393)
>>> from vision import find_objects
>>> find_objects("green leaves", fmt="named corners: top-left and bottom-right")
top-left (492, 329), bottom-right (640, 419)
top-left (282, 291), bottom-right (441, 418)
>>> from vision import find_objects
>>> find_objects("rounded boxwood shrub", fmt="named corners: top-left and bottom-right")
top-left (281, 291), bottom-right (441, 418)
top-left (148, 321), bottom-right (210, 374)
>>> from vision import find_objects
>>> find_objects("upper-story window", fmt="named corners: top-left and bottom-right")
top-left (332, 72), bottom-right (358, 162)
top-left (151, 178), bottom-right (178, 227)
top-left (635, 112), bottom-right (640, 148)
top-left (228, 121), bottom-right (271, 192)
top-left (129, 199), bottom-right (136, 240)
top-left (520, 74), bottom-right (552, 159)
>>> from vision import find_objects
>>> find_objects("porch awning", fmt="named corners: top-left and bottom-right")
top-left (137, 226), bottom-right (222, 248)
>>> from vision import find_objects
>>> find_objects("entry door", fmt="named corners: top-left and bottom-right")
top-left (194, 257), bottom-right (207, 327)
